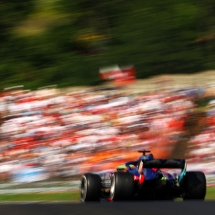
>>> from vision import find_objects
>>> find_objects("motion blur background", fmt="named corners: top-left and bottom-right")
top-left (1, 0), bottom-right (215, 190)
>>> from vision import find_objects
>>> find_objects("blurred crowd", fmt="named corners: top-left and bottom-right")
top-left (186, 90), bottom-right (215, 174)
top-left (0, 84), bottom-right (212, 182)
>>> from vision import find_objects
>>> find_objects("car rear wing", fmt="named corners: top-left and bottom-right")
top-left (141, 159), bottom-right (186, 169)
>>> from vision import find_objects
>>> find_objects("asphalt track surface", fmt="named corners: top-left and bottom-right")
top-left (0, 201), bottom-right (214, 215)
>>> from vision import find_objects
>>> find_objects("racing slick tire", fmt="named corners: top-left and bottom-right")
top-left (183, 171), bottom-right (206, 200)
top-left (80, 173), bottom-right (101, 202)
top-left (110, 172), bottom-right (134, 201)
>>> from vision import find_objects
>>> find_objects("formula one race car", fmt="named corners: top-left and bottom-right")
top-left (80, 150), bottom-right (206, 202)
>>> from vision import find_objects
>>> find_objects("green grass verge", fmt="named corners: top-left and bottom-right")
top-left (205, 187), bottom-right (215, 200)
top-left (0, 187), bottom-right (214, 202)
top-left (0, 192), bottom-right (80, 202)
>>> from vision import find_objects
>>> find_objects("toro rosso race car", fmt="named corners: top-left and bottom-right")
top-left (80, 150), bottom-right (206, 201)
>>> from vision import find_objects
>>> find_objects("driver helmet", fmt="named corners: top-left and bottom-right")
top-left (139, 153), bottom-right (154, 161)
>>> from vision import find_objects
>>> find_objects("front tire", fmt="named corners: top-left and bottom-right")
top-left (110, 172), bottom-right (134, 201)
top-left (183, 171), bottom-right (206, 200)
top-left (80, 173), bottom-right (101, 202)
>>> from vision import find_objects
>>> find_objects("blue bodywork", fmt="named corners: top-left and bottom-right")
top-left (100, 152), bottom-right (187, 200)
top-left (123, 153), bottom-right (186, 184)
top-left (111, 155), bottom-right (186, 197)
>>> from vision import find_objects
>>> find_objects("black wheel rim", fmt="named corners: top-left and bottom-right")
top-left (110, 175), bottom-right (115, 199)
top-left (80, 177), bottom-right (87, 201)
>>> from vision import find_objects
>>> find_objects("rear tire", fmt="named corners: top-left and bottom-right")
top-left (80, 173), bottom-right (101, 202)
top-left (183, 171), bottom-right (206, 200)
top-left (110, 172), bottom-right (134, 201)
